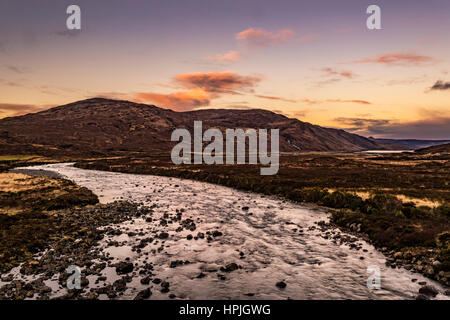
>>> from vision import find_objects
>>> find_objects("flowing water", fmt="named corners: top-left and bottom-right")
top-left (7, 163), bottom-right (448, 300)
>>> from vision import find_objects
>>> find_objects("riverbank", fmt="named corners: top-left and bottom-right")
top-left (0, 172), bottom-right (99, 272)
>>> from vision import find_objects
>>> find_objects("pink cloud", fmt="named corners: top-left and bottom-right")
top-left (326, 99), bottom-right (371, 105)
top-left (254, 94), bottom-right (296, 103)
top-left (350, 53), bottom-right (435, 66)
top-left (208, 50), bottom-right (240, 63)
top-left (322, 67), bottom-right (355, 79)
top-left (236, 28), bottom-right (295, 46)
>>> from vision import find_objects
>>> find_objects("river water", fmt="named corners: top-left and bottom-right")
top-left (8, 163), bottom-right (448, 300)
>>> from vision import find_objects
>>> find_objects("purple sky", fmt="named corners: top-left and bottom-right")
top-left (1, 0), bottom-right (450, 139)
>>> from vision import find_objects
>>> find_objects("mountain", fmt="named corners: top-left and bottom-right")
top-left (415, 143), bottom-right (450, 154)
top-left (0, 98), bottom-right (388, 156)
top-left (369, 137), bottom-right (450, 150)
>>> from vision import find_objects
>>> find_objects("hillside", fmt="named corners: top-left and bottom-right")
top-left (0, 98), bottom-right (387, 156)
top-left (415, 143), bottom-right (450, 154)
top-left (369, 137), bottom-right (450, 150)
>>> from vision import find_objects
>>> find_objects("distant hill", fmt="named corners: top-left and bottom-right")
top-left (369, 137), bottom-right (450, 150)
top-left (0, 98), bottom-right (390, 156)
top-left (415, 143), bottom-right (450, 154)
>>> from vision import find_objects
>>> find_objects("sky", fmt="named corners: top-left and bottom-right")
top-left (0, 0), bottom-right (449, 139)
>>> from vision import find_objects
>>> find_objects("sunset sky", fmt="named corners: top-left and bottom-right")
top-left (1, 0), bottom-right (449, 139)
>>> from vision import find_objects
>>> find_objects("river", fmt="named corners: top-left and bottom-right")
top-left (7, 163), bottom-right (448, 300)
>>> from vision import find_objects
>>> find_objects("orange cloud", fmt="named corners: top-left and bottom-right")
top-left (136, 71), bottom-right (264, 111)
top-left (322, 67), bottom-right (355, 79)
top-left (0, 103), bottom-right (50, 117)
top-left (254, 94), bottom-right (296, 103)
top-left (300, 98), bottom-right (370, 105)
top-left (208, 50), bottom-right (240, 63)
top-left (175, 71), bottom-right (262, 94)
top-left (326, 99), bottom-right (371, 105)
top-left (236, 28), bottom-right (295, 46)
top-left (135, 89), bottom-right (210, 111)
top-left (350, 53), bottom-right (435, 66)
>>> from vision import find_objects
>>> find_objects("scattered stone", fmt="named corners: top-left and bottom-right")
top-left (220, 263), bottom-right (239, 272)
top-left (197, 232), bottom-right (205, 239)
top-left (276, 281), bottom-right (287, 289)
top-left (158, 232), bottom-right (169, 239)
top-left (160, 281), bottom-right (170, 293)
top-left (169, 260), bottom-right (184, 268)
top-left (140, 276), bottom-right (152, 285)
top-left (134, 288), bottom-right (152, 300)
top-left (418, 285), bottom-right (439, 297)
top-left (212, 231), bottom-right (223, 237)
top-left (115, 262), bottom-right (134, 274)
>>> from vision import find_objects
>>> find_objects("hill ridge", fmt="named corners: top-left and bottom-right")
top-left (0, 98), bottom-right (386, 156)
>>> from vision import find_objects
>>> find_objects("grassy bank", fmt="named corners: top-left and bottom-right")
top-left (0, 173), bottom-right (99, 272)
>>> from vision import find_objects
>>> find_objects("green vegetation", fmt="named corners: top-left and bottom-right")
top-left (0, 154), bottom-right (58, 173)
top-left (0, 155), bottom-right (39, 161)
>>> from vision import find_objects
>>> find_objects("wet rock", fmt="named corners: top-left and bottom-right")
top-left (160, 281), bottom-right (170, 293)
top-left (212, 231), bottom-right (223, 237)
top-left (140, 276), bottom-right (152, 285)
top-left (134, 288), bottom-right (152, 300)
top-left (197, 232), bottom-right (205, 239)
top-left (181, 219), bottom-right (196, 231)
top-left (158, 232), bottom-right (169, 239)
top-left (170, 260), bottom-right (184, 268)
top-left (115, 262), bottom-right (134, 274)
top-left (217, 274), bottom-right (226, 281)
top-left (113, 278), bottom-right (127, 292)
top-left (220, 263), bottom-right (239, 272)
top-left (418, 285), bottom-right (439, 297)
